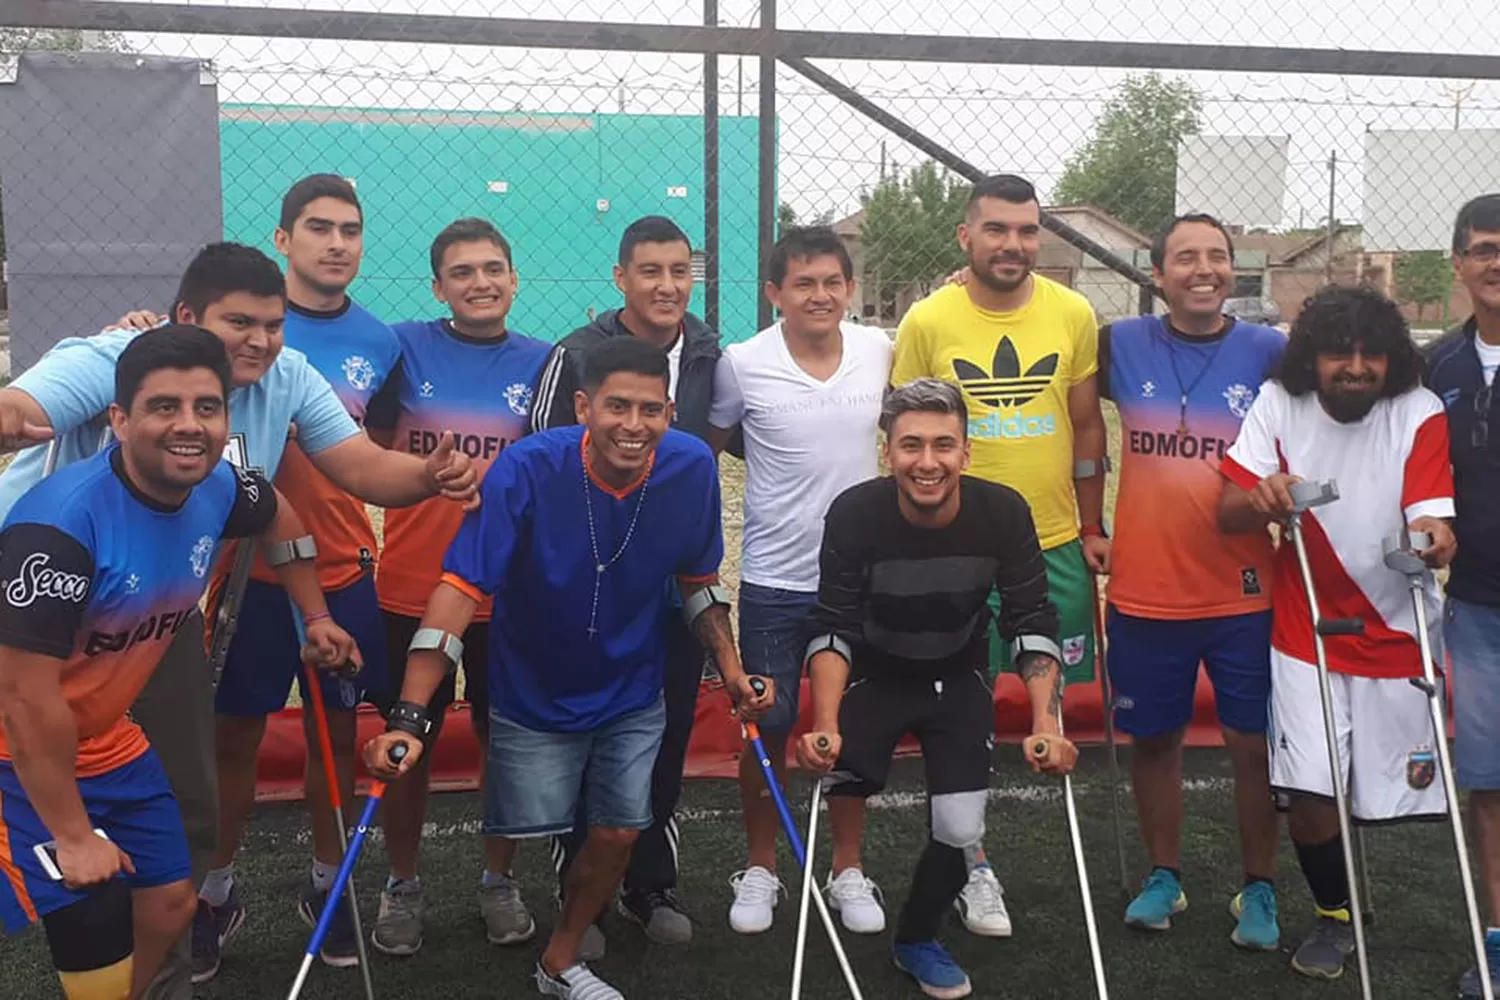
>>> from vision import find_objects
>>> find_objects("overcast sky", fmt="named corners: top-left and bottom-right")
top-left (34, 0), bottom-right (1500, 243)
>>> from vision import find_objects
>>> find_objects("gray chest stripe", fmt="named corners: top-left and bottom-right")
top-left (869, 556), bottom-right (997, 598)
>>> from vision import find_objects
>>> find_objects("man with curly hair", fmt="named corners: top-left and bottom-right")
top-left (1217, 285), bottom-right (1456, 982)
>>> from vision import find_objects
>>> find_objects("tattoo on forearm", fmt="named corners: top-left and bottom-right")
top-left (695, 605), bottom-right (736, 670)
top-left (1018, 652), bottom-right (1063, 719)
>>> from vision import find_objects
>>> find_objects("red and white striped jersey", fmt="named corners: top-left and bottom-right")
top-left (1222, 380), bottom-right (1454, 678)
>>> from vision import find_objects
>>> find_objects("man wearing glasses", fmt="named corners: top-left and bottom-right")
top-left (1426, 192), bottom-right (1500, 999)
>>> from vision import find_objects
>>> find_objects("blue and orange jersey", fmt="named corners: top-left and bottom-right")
top-left (1101, 316), bottom-right (1285, 619)
top-left (246, 300), bottom-right (399, 591)
top-left (368, 320), bottom-right (552, 622)
top-left (0, 448), bottom-right (275, 776)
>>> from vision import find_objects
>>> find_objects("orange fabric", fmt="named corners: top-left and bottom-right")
top-left (248, 442), bottom-right (375, 591)
top-left (439, 573), bottom-right (485, 605)
top-left (380, 497), bottom-right (489, 620)
top-left (581, 431), bottom-right (654, 499)
top-left (0, 789), bottom-right (37, 923)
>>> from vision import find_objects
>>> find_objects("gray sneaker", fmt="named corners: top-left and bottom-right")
top-left (479, 876), bottom-right (537, 945)
top-left (616, 888), bottom-right (692, 945)
top-left (371, 881), bottom-right (424, 957)
top-left (1291, 916), bottom-right (1355, 980)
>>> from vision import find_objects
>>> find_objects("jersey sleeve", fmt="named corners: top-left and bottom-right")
top-left (988, 488), bottom-right (1061, 650)
top-left (11, 329), bottom-right (135, 433)
top-left (289, 358), bottom-right (361, 454)
top-left (440, 450), bottom-right (533, 598)
top-left (1097, 324), bottom-right (1114, 401)
top-left (804, 488), bottom-right (868, 662)
top-left (1403, 407), bottom-right (1457, 521)
top-left (890, 309), bottom-right (931, 386)
top-left (364, 357), bottom-right (405, 433)
top-left (675, 450), bottom-right (724, 582)
top-left (219, 466), bottom-right (279, 539)
top-left (1070, 299), bottom-right (1100, 384)
top-left (0, 522), bottom-right (95, 659)
top-left (1221, 381), bottom-right (1284, 489)
top-left (708, 351), bottom-right (747, 430)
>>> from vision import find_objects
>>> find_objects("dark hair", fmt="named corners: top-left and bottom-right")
top-left (430, 217), bottom-right (513, 278)
top-left (581, 336), bottom-right (670, 396)
top-left (279, 173), bottom-right (361, 232)
top-left (618, 215), bottom-right (691, 267)
top-left (1276, 285), bottom-right (1423, 398)
top-left (1452, 194), bottom-right (1500, 255)
top-left (966, 174), bottom-right (1038, 217)
top-left (879, 378), bottom-right (968, 438)
top-left (767, 226), bottom-right (853, 287)
top-left (1150, 212), bottom-right (1235, 271)
top-left (115, 324), bottom-right (232, 409)
top-left (172, 242), bottom-right (286, 318)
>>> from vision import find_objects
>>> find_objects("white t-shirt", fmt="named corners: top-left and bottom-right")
top-left (1222, 380), bottom-right (1454, 679)
top-left (710, 321), bottom-right (892, 592)
top-left (1475, 335), bottom-right (1500, 387)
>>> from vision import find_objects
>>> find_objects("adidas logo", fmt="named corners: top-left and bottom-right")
top-left (952, 337), bottom-right (1059, 409)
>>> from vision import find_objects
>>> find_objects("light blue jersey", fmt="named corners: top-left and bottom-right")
top-left (0, 327), bottom-right (359, 519)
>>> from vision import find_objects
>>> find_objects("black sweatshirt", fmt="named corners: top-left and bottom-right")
top-left (806, 475), bottom-right (1062, 678)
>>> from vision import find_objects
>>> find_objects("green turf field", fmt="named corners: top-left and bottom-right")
top-left (0, 748), bottom-right (1481, 998)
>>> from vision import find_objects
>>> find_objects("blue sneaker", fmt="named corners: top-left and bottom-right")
top-left (892, 940), bottom-right (972, 999)
top-left (1125, 869), bottom-right (1187, 931)
top-left (1458, 932), bottom-right (1500, 999)
top-left (1229, 882), bottom-right (1280, 951)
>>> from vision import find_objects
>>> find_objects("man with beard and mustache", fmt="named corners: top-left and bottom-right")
top-left (796, 377), bottom-right (1076, 1000)
top-left (1219, 284), bottom-right (1456, 983)
top-left (1424, 193), bottom-right (1500, 998)
top-left (889, 174), bottom-right (1108, 936)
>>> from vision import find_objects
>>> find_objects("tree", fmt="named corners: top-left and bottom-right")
top-left (0, 29), bottom-right (131, 264)
top-left (777, 201), bottom-right (797, 232)
top-left (858, 161), bottom-right (969, 299)
top-left (1394, 250), bottom-right (1454, 323)
top-left (1053, 72), bottom-right (1204, 236)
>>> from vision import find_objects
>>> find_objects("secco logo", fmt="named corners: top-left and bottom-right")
top-left (343, 355), bottom-right (377, 392)
top-left (190, 536), bottom-right (214, 579)
top-left (504, 382), bottom-right (533, 417)
top-left (968, 413), bottom-right (1057, 441)
top-left (5, 553), bottom-right (89, 608)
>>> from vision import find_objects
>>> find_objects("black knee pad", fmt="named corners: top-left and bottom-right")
top-left (42, 879), bottom-right (133, 975)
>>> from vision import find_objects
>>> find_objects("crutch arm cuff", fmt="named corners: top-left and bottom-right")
top-left (1014, 634), bottom-right (1063, 665)
top-left (804, 633), bottom-right (853, 669)
top-left (386, 700), bottom-right (431, 740)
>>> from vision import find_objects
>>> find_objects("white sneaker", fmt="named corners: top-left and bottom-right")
top-left (728, 866), bottom-right (783, 934)
top-left (534, 961), bottom-right (623, 1000)
top-left (825, 868), bottom-right (886, 934)
top-left (954, 866), bottom-right (1012, 937)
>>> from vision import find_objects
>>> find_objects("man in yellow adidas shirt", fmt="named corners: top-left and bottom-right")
top-left (889, 173), bottom-right (1111, 938)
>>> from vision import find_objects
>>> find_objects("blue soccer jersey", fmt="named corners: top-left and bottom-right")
top-left (0, 327), bottom-right (359, 519)
top-left (0, 448), bottom-right (276, 776)
top-left (441, 426), bottom-right (723, 732)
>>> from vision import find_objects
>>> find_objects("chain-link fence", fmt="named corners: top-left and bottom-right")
top-left (3, 1), bottom-right (1500, 368)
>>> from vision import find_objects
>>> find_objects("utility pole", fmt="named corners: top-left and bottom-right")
top-left (1325, 150), bottom-right (1337, 286)
top-left (1445, 81), bottom-right (1477, 130)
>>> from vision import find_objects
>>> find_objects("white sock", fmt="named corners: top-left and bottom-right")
top-left (311, 860), bottom-right (336, 892)
top-left (200, 865), bottom-right (234, 907)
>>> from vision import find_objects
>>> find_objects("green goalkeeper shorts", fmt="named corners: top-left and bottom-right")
top-left (988, 537), bottom-right (1096, 686)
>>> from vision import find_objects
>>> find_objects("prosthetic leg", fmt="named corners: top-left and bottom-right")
top-left (1384, 529), bottom-right (1493, 1000)
top-left (1285, 479), bottom-right (1372, 1000)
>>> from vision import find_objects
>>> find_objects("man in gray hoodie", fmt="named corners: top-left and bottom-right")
top-left (530, 216), bottom-right (723, 952)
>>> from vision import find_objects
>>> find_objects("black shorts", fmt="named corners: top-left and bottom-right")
top-left (827, 667), bottom-right (994, 800)
top-left (376, 611), bottom-right (490, 737)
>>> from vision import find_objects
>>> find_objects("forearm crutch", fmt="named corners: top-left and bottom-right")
top-left (742, 679), bottom-right (863, 999)
top-left (1029, 684), bottom-right (1110, 1000)
top-left (1090, 576), bottom-right (1131, 897)
top-left (287, 743), bottom-right (406, 1000)
top-left (1384, 528), bottom-right (1493, 1000)
top-left (302, 662), bottom-right (376, 1000)
top-left (1285, 479), bottom-right (1372, 1000)
top-left (208, 539), bottom-right (258, 688)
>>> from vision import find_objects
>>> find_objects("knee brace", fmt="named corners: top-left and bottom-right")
top-left (42, 880), bottom-right (134, 1000)
top-left (930, 790), bottom-right (987, 849)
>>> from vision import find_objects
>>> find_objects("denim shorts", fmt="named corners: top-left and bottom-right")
top-left (738, 582), bottom-right (819, 735)
top-left (482, 695), bottom-right (667, 838)
top-left (1446, 597), bottom-right (1500, 790)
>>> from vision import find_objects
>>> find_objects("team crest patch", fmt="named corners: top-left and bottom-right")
top-left (1223, 383), bottom-right (1255, 419)
top-left (1407, 747), bottom-right (1436, 790)
top-left (1062, 635), bottom-right (1087, 666)
top-left (343, 355), bottom-right (376, 392)
top-left (504, 382), bottom-right (533, 417)
top-left (190, 536), bottom-right (214, 579)
top-left (1240, 567), bottom-right (1262, 596)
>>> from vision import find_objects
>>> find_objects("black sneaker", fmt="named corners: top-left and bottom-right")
top-left (616, 887), bottom-right (693, 945)
top-left (297, 877), bottom-right (359, 968)
top-left (190, 886), bottom-right (247, 984)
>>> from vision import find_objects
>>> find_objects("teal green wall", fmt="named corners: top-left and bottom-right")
top-left (219, 105), bottom-right (765, 343)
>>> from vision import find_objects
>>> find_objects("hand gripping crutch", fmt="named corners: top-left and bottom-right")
top-left (301, 659), bottom-right (376, 1000)
top-left (741, 680), bottom-right (863, 999)
top-left (1090, 575), bottom-right (1132, 898)
top-left (1284, 479), bottom-right (1373, 1000)
top-left (1029, 689), bottom-right (1110, 1000)
top-left (1384, 528), bottom-right (1493, 1000)
top-left (287, 743), bottom-right (406, 1000)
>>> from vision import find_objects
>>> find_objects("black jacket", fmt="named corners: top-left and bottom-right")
top-left (529, 308), bottom-right (722, 442)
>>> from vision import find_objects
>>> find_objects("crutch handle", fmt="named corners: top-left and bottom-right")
top-left (1288, 479), bottom-right (1339, 512)
top-left (814, 735), bottom-right (832, 753)
top-left (1029, 738), bottom-right (1050, 760)
top-left (749, 676), bottom-right (768, 696)
top-left (389, 743), bottom-right (408, 765)
top-left (1383, 530), bottom-right (1432, 576)
top-left (1316, 618), bottom-right (1365, 636)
